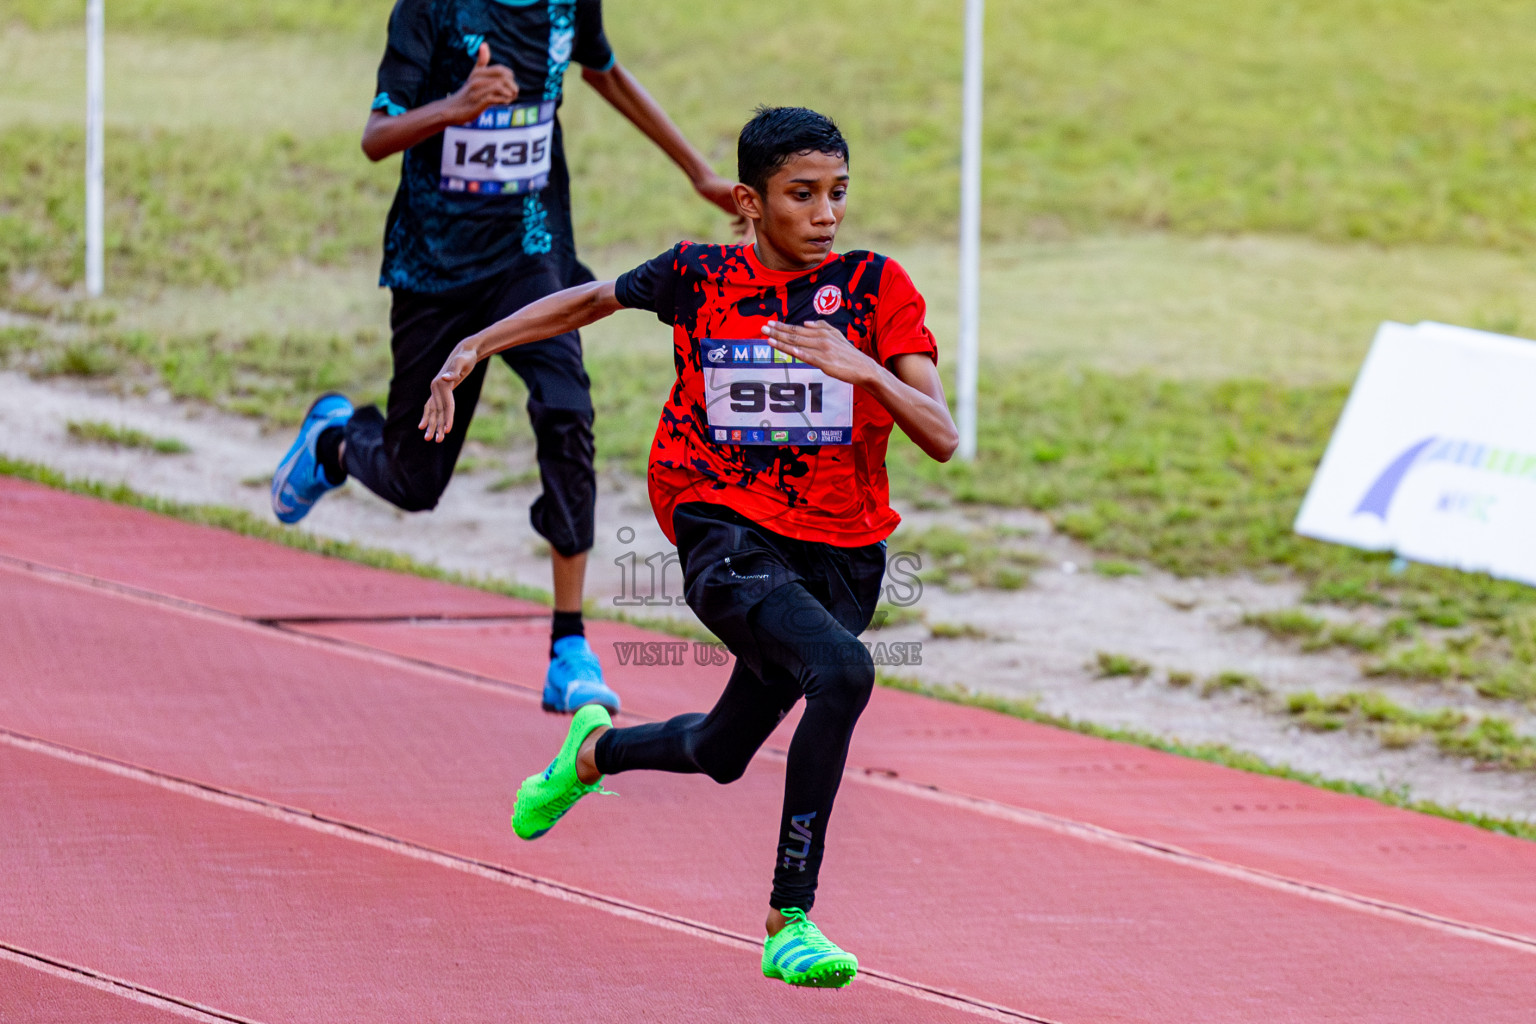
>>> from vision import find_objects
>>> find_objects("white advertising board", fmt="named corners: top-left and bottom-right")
top-left (1294, 321), bottom-right (1536, 586)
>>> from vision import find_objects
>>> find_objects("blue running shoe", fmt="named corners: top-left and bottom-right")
top-left (543, 635), bottom-right (621, 714)
top-left (271, 392), bottom-right (352, 524)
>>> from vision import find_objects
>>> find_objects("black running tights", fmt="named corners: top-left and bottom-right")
top-left (593, 581), bottom-right (875, 911)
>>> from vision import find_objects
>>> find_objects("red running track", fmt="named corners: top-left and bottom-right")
top-left (2, 476), bottom-right (1534, 1022)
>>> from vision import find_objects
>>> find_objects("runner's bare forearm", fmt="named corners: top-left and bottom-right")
top-left (860, 354), bottom-right (960, 463)
top-left (363, 44), bottom-right (518, 161)
top-left (464, 281), bottom-right (622, 361)
top-left (362, 106), bottom-right (461, 161)
top-left (761, 321), bottom-right (958, 462)
top-left (420, 282), bottom-right (621, 442)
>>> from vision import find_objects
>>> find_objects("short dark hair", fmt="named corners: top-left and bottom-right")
top-left (737, 106), bottom-right (849, 196)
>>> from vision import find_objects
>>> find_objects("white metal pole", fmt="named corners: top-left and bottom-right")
top-left (957, 0), bottom-right (984, 461)
top-left (85, 0), bottom-right (104, 297)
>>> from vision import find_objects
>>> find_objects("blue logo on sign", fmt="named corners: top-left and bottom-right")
top-left (707, 345), bottom-right (728, 363)
top-left (753, 345), bottom-right (773, 362)
top-left (1357, 436), bottom-right (1536, 519)
top-left (732, 345), bottom-right (750, 362)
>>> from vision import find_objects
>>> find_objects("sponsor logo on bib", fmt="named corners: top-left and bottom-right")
top-left (814, 285), bottom-right (842, 316)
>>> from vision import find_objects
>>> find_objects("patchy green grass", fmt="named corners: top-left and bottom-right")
top-left (1202, 670), bottom-right (1269, 698)
top-left (1246, 608), bottom-right (1329, 641)
top-left (577, 0), bottom-right (1536, 254)
top-left (9, 0), bottom-right (387, 37)
top-left (888, 371), bottom-right (1351, 577)
top-left (0, 126), bottom-right (395, 292)
top-left (486, 469), bottom-right (540, 493)
top-left (883, 524), bottom-right (1039, 593)
top-left (929, 621), bottom-right (989, 641)
top-left (65, 420), bottom-right (189, 454)
top-left (21, 0), bottom-right (1536, 292)
top-left (1245, 605), bottom-right (1536, 704)
top-left (1244, 608), bottom-right (1416, 654)
top-left (0, 325), bottom-right (43, 360)
top-left (21, 327), bottom-right (393, 425)
top-left (37, 341), bottom-right (119, 378)
top-left (1094, 651), bottom-right (1152, 680)
top-left (867, 603), bottom-right (924, 631)
top-left (1286, 691), bottom-right (1536, 771)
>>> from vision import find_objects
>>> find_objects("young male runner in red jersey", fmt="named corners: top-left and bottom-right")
top-left (420, 106), bottom-right (958, 988)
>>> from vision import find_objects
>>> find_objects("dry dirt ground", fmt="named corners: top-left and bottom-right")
top-left (2, 368), bottom-right (1534, 823)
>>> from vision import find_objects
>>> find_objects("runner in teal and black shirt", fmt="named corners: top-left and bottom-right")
top-left (270, 0), bottom-right (743, 715)
top-left (373, 0), bottom-right (617, 292)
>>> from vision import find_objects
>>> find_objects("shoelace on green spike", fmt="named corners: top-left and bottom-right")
top-left (775, 908), bottom-right (842, 959)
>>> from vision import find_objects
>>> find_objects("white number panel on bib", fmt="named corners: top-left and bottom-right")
top-left (700, 340), bottom-right (853, 446)
top-left (440, 102), bottom-right (555, 195)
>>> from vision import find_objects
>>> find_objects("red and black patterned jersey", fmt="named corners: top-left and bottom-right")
top-left (614, 242), bottom-right (939, 547)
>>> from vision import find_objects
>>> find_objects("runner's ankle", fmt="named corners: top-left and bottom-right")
top-left (576, 725), bottom-right (608, 784)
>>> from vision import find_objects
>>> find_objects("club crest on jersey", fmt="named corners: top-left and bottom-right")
top-left (814, 285), bottom-right (842, 316)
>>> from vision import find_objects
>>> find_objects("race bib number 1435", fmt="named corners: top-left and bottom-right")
top-left (440, 102), bottom-right (555, 195)
top-left (700, 339), bottom-right (854, 445)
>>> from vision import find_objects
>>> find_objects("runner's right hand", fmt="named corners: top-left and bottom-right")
top-left (420, 341), bottom-right (481, 442)
top-left (444, 43), bottom-right (518, 124)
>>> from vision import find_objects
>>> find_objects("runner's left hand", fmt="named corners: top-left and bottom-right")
top-left (419, 341), bottom-right (480, 442)
top-left (761, 320), bottom-right (875, 386)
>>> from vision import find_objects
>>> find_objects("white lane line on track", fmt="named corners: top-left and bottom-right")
top-left (6, 553), bottom-right (1536, 960)
top-left (0, 728), bottom-right (1059, 1024)
top-left (0, 555), bottom-right (547, 705)
top-left (849, 769), bottom-right (1536, 956)
top-left (0, 943), bottom-right (261, 1024)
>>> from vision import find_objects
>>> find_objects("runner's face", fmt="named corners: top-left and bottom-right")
top-left (758, 152), bottom-right (848, 269)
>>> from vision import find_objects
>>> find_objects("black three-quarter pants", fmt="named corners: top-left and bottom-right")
top-left (594, 502), bottom-right (887, 912)
top-left (342, 261), bottom-right (597, 557)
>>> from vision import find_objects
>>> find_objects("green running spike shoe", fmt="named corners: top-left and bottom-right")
top-left (512, 704), bottom-right (614, 840)
top-left (761, 908), bottom-right (858, 988)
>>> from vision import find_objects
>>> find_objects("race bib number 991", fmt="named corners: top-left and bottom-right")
top-left (700, 340), bottom-right (853, 445)
top-left (440, 102), bottom-right (556, 195)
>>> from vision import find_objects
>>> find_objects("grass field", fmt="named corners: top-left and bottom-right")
top-left (4, 1), bottom-right (1536, 745)
top-left (11, 1), bottom-right (1536, 290)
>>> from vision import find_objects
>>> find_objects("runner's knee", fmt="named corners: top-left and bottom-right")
top-left (811, 645), bottom-right (875, 721)
top-left (391, 473), bottom-right (450, 512)
top-left (527, 405), bottom-right (595, 556)
top-left (699, 752), bottom-right (752, 785)
top-left (685, 724), bottom-right (755, 785)
top-left (529, 404), bottom-right (595, 465)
